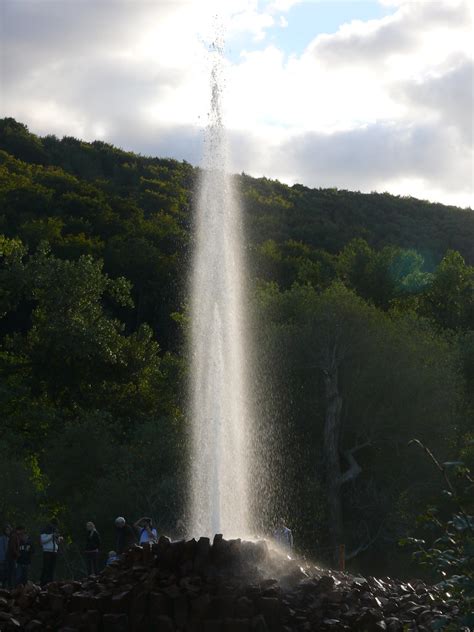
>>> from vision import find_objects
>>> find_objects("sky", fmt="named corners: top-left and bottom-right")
top-left (0, 0), bottom-right (473, 208)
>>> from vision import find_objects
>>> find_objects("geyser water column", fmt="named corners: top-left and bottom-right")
top-left (189, 36), bottom-right (252, 538)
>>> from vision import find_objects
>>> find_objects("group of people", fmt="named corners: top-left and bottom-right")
top-left (111, 515), bottom-right (159, 567)
top-left (1, 515), bottom-right (292, 589)
top-left (0, 525), bottom-right (34, 588)
top-left (0, 515), bottom-right (163, 589)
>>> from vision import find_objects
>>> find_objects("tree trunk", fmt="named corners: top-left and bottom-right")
top-left (323, 358), bottom-right (343, 565)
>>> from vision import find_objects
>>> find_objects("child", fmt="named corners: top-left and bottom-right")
top-left (106, 550), bottom-right (119, 565)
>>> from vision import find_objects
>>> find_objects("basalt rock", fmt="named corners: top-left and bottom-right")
top-left (0, 538), bottom-right (467, 631)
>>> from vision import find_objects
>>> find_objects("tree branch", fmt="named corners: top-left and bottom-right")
top-left (409, 438), bottom-right (474, 535)
top-left (340, 442), bottom-right (370, 486)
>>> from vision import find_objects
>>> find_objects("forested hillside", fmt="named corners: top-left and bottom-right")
top-left (1, 117), bottom-right (473, 581)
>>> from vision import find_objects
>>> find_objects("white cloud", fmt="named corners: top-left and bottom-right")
top-left (394, 57), bottom-right (473, 142)
top-left (0, 0), bottom-right (472, 208)
top-left (266, 0), bottom-right (303, 12)
top-left (224, 119), bottom-right (472, 206)
top-left (308, 0), bottom-right (471, 71)
top-left (224, 0), bottom-right (473, 206)
top-left (228, 9), bottom-right (275, 42)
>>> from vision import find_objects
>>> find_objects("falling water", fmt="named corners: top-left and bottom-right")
top-left (189, 35), bottom-right (252, 538)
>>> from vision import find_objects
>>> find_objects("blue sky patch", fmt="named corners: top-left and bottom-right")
top-left (226, 1), bottom-right (396, 62)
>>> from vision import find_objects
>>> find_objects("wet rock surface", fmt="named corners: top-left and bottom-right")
top-left (0, 536), bottom-right (466, 631)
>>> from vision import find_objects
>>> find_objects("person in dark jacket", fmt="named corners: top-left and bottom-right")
top-left (17, 529), bottom-right (34, 585)
top-left (7, 526), bottom-right (24, 588)
top-left (114, 517), bottom-right (136, 555)
top-left (0, 525), bottom-right (12, 587)
top-left (84, 521), bottom-right (101, 575)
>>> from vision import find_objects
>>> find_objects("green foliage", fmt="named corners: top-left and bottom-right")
top-left (1, 244), bottom-right (178, 425)
top-left (419, 250), bottom-right (474, 331)
top-left (0, 235), bottom-right (27, 316)
top-left (0, 441), bottom-right (42, 522)
top-left (402, 441), bottom-right (474, 629)
top-left (0, 119), bottom-right (47, 165)
top-left (240, 175), bottom-right (474, 264)
top-left (337, 238), bottom-right (431, 308)
top-left (0, 118), bottom-right (473, 582)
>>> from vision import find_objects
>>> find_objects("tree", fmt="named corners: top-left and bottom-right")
top-left (0, 118), bottom-right (47, 164)
top-left (256, 281), bottom-right (460, 564)
top-left (0, 242), bottom-right (176, 424)
top-left (420, 250), bottom-right (474, 331)
top-left (337, 238), bottom-right (431, 309)
top-left (0, 235), bottom-right (27, 318)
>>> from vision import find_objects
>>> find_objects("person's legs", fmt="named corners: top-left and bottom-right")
top-left (48, 553), bottom-right (57, 583)
top-left (41, 552), bottom-right (56, 585)
top-left (85, 552), bottom-right (99, 575)
top-left (85, 553), bottom-right (92, 575)
top-left (91, 551), bottom-right (98, 575)
top-left (7, 559), bottom-right (17, 589)
top-left (17, 564), bottom-right (28, 585)
top-left (40, 553), bottom-right (50, 585)
top-left (40, 554), bottom-right (47, 586)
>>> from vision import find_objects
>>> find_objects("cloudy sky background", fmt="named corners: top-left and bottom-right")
top-left (0, 0), bottom-right (472, 207)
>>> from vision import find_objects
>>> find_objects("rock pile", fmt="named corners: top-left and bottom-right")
top-left (0, 535), bottom-right (464, 631)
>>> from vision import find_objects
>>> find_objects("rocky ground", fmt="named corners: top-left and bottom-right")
top-left (0, 535), bottom-right (466, 631)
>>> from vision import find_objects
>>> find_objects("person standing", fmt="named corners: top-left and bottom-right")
top-left (106, 550), bottom-right (119, 566)
top-left (0, 525), bottom-right (12, 587)
top-left (6, 526), bottom-right (24, 588)
top-left (114, 517), bottom-right (136, 555)
top-left (274, 518), bottom-right (294, 551)
top-left (17, 529), bottom-right (34, 585)
top-left (84, 521), bottom-right (101, 575)
top-left (133, 517), bottom-right (158, 546)
top-left (40, 519), bottom-right (62, 586)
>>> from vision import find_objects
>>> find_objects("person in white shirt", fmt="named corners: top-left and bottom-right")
top-left (40, 518), bottom-right (63, 586)
top-left (133, 517), bottom-right (158, 545)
